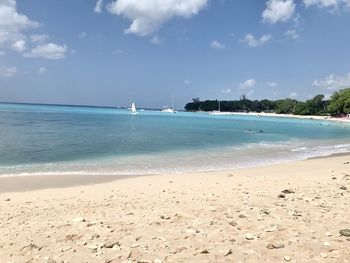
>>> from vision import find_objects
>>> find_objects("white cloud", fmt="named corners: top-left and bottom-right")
top-left (285, 29), bottom-right (299, 39)
top-left (303, 0), bottom-right (350, 9)
top-left (11, 39), bottom-right (26, 52)
top-left (241, 34), bottom-right (272, 47)
top-left (150, 35), bottom-right (162, 44)
top-left (0, 66), bottom-right (17, 77)
top-left (239, 79), bottom-right (256, 97)
top-left (37, 66), bottom-right (47, 74)
top-left (313, 72), bottom-right (350, 91)
top-left (289, 92), bottom-right (298, 98)
top-left (266, 81), bottom-right (277, 87)
top-left (0, 0), bottom-right (39, 32)
top-left (184, 79), bottom-right (191, 85)
top-left (210, 40), bottom-right (225, 49)
top-left (24, 43), bottom-right (67, 60)
top-left (221, 88), bottom-right (231, 94)
top-left (30, 34), bottom-right (49, 43)
top-left (107, 0), bottom-right (208, 36)
top-left (262, 0), bottom-right (296, 24)
top-left (94, 0), bottom-right (103, 13)
top-left (0, 1), bottom-right (67, 59)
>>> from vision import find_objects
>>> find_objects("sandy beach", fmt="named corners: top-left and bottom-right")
top-left (208, 111), bottom-right (350, 124)
top-left (0, 155), bottom-right (350, 263)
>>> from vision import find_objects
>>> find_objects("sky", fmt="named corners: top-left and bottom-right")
top-left (1, 0), bottom-right (350, 109)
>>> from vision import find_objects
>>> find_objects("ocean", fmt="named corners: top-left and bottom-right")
top-left (0, 102), bottom-right (349, 177)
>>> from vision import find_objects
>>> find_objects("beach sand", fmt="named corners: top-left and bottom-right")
top-left (0, 155), bottom-right (350, 262)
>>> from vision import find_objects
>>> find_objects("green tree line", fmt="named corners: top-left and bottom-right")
top-left (185, 88), bottom-right (350, 116)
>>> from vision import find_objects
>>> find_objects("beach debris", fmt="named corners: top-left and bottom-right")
top-left (245, 233), bottom-right (256, 240)
top-left (278, 193), bottom-right (286, 198)
top-left (224, 248), bottom-right (232, 256)
top-left (284, 256), bottom-right (292, 261)
top-left (104, 241), bottom-right (120, 249)
top-left (281, 189), bottom-right (295, 194)
top-left (339, 229), bottom-right (350, 237)
top-left (87, 244), bottom-right (98, 251)
top-left (200, 249), bottom-right (209, 254)
top-left (228, 220), bottom-right (237, 227)
top-left (71, 216), bottom-right (86, 223)
top-left (266, 242), bottom-right (285, 249)
top-left (339, 185), bottom-right (347, 190)
top-left (160, 215), bottom-right (170, 220)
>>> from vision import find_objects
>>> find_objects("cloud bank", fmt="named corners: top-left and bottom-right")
top-left (107, 0), bottom-right (208, 36)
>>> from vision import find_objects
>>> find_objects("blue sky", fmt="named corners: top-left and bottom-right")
top-left (1, 0), bottom-right (350, 108)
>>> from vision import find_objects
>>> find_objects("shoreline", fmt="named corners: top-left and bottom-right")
top-left (1, 151), bottom-right (350, 193)
top-left (0, 154), bottom-right (349, 262)
top-left (205, 111), bottom-right (350, 124)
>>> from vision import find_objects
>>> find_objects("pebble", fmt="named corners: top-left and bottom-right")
top-left (266, 242), bottom-right (285, 249)
top-left (323, 241), bottom-right (330, 247)
top-left (278, 193), bottom-right (286, 198)
top-left (325, 232), bottom-right (332, 237)
top-left (200, 249), bottom-right (209, 254)
top-left (320, 253), bottom-right (328, 258)
top-left (228, 220), bottom-right (237, 227)
top-left (245, 233), bottom-right (255, 240)
top-left (87, 244), bottom-right (98, 251)
top-left (340, 185), bottom-right (347, 190)
top-left (224, 248), bottom-right (232, 256)
top-left (71, 217), bottom-right (86, 223)
top-left (339, 229), bottom-right (350, 237)
top-left (281, 189), bottom-right (295, 194)
top-left (284, 256), bottom-right (291, 261)
top-left (4, 198), bottom-right (10, 201)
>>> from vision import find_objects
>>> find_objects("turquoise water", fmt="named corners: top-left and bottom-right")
top-left (0, 102), bottom-right (350, 177)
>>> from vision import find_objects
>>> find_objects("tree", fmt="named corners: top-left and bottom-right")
top-left (328, 88), bottom-right (350, 115)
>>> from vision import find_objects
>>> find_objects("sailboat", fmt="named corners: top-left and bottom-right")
top-left (131, 102), bottom-right (138, 115)
top-left (161, 94), bottom-right (177, 113)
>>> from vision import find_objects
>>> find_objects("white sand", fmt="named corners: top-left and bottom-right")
top-left (0, 154), bottom-right (350, 262)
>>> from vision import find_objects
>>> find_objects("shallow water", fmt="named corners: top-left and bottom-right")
top-left (0, 103), bottom-right (349, 177)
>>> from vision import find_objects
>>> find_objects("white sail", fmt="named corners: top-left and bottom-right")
top-left (131, 102), bottom-right (137, 114)
top-left (131, 102), bottom-right (136, 112)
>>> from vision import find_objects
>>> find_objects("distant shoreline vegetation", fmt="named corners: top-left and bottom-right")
top-left (185, 88), bottom-right (350, 116)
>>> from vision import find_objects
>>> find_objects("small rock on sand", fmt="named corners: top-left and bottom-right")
top-left (224, 248), bottom-right (232, 256)
top-left (71, 217), bottom-right (86, 223)
top-left (281, 189), bottom-right (295, 194)
top-left (339, 229), bottom-right (350, 237)
top-left (4, 198), bottom-right (10, 201)
top-left (278, 193), bottom-right (286, 198)
top-left (245, 233), bottom-right (255, 240)
top-left (266, 242), bottom-right (285, 249)
top-left (284, 256), bottom-right (291, 261)
top-left (340, 185), bottom-right (347, 190)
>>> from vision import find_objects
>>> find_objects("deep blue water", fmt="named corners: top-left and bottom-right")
top-left (0, 102), bottom-right (349, 177)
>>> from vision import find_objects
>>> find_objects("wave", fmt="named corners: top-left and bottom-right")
top-left (1, 138), bottom-right (350, 178)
